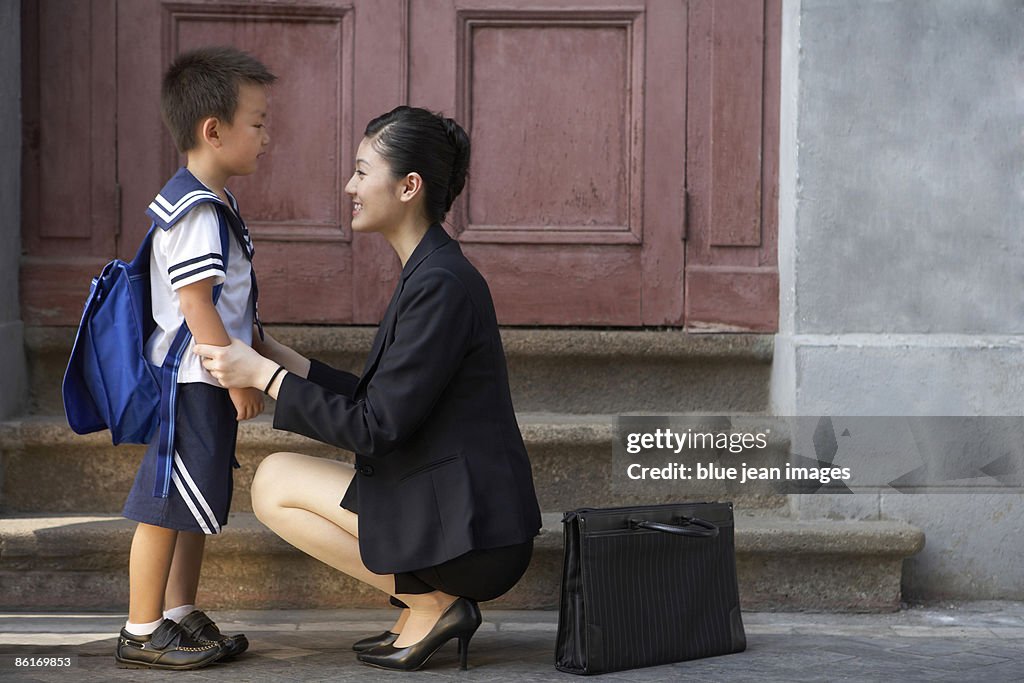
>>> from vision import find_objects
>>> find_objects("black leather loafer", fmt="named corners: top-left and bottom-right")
top-left (178, 609), bottom-right (249, 659)
top-left (352, 630), bottom-right (399, 652)
top-left (115, 619), bottom-right (225, 670)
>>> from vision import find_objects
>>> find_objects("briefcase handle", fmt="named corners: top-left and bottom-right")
top-left (629, 516), bottom-right (720, 538)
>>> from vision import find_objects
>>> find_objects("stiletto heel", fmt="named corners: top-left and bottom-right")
top-left (357, 597), bottom-right (481, 671)
top-left (458, 633), bottom-right (470, 670)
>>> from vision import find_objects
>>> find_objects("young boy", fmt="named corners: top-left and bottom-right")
top-left (116, 46), bottom-right (275, 670)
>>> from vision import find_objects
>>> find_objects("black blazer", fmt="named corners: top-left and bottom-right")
top-left (273, 224), bottom-right (542, 574)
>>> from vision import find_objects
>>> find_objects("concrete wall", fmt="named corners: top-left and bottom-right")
top-left (773, 0), bottom-right (1024, 599)
top-left (0, 0), bottom-right (25, 419)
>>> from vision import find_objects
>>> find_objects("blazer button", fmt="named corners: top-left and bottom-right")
top-left (359, 465), bottom-right (374, 476)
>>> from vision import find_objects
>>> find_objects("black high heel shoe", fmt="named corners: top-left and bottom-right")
top-left (356, 598), bottom-right (481, 671)
top-left (351, 630), bottom-right (398, 652)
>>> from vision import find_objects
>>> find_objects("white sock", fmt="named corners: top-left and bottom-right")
top-left (124, 617), bottom-right (163, 637)
top-left (163, 604), bottom-right (196, 623)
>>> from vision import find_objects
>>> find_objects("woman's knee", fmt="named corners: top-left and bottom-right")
top-left (251, 451), bottom-right (299, 521)
top-left (251, 451), bottom-right (357, 529)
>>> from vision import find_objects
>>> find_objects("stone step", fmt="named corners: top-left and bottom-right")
top-left (25, 326), bottom-right (773, 416)
top-left (0, 512), bottom-right (924, 612)
top-left (0, 414), bottom-right (790, 515)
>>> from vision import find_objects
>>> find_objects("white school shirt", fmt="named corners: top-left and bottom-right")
top-left (145, 202), bottom-right (254, 386)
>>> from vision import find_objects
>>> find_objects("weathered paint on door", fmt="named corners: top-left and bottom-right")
top-left (684, 0), bottom-right (781, 331)
top-left (116, 0), bottom-right (408, 324)
top-left (408, 0), bottom-right (686, 325)
top-left (21, 0), bottom-right (780, 330)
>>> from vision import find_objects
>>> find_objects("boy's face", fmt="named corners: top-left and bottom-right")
top-left (216, 83), bottom-right (269, 176)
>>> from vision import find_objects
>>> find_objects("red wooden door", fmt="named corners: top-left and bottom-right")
top-left (21, 0), bottom-right (118, 324)
top-left (407, 0), bottom-right (779, 328)
top-left (116, 0), bottom-right (405, 324)
top-left (22, 0), bottom-right (779, 330)
top-left (684, 0), bottom-right (780, 331)
top-left (408, 0), bottom-right (687, 325)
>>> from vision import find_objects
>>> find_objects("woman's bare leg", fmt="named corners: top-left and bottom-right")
top-left (390, 608), bottom-right (411, 634)
top-left (250, 451), bottom-right (395, 595)
top-left (251, 451), bottom-right (460, 644)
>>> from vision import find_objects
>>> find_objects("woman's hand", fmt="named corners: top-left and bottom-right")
top-left (194, 338), bottom-right (279, 391)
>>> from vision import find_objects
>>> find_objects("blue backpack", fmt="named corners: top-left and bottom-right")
top-left (62, 217), bottom-right (228, 494)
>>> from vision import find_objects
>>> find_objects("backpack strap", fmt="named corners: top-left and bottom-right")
top-left (151, 215), bottom-right (230, 498)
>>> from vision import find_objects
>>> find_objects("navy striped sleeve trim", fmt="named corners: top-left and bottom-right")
top-left (170, 264), bottom-right (226, 286)
top-left (167, 252), bottom-right (223, 275)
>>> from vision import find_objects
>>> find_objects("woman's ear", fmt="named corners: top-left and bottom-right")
top-left (398, 172), bottom-right (424, 204)
top-left (200, 116), bottom-right (222, 149)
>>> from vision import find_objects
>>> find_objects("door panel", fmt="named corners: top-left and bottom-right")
top-left (463, 22), bottom-right (638, 242)
top-left (22, 0), bottom-right (779, 330)
top-left (684, 0), bottom-right (781, 331)
top-left (116, 0), bottom-right (405, 323)
top-left (410, 0), bottom-right (686, 325)
top-left (20, 0), bottom-right (116, 324)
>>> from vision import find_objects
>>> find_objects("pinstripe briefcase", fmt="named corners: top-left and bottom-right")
top-left (555, 502), bottom-right (747, 675)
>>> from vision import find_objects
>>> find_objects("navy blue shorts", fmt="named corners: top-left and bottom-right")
top-left (123, 382), bottom-right (239, 534)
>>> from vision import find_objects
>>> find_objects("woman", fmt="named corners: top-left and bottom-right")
top-left (195, 106), bottom-right (542, 671)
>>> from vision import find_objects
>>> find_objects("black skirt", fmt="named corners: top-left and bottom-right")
top-left (341, 471), bottom-right (533, 601)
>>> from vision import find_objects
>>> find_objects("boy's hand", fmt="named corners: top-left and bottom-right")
top-left (229, 386), bottom-right (263, 421)
top-left (248, 326), bottom-right (311, 380)
top-left (251, 326), bottom-right (282, 358)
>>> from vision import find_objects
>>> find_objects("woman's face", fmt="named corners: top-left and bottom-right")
top-left (345, 136), bottom-right (407, 233)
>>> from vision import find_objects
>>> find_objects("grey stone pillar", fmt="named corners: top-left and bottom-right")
top-left (773, 0), bottom-right (1024, 599)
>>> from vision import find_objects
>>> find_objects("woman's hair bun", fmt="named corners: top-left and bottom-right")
top-left (441, 117), bottom-right (471, 213)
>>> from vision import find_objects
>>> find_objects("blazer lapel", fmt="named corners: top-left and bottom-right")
top-left (359, 281), bottom-right (403, 385)
top-left (355, 224), bottom-right (453, 394)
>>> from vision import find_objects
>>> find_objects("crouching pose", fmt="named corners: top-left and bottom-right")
top-left (196, 106), bottom-right (542, 672)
